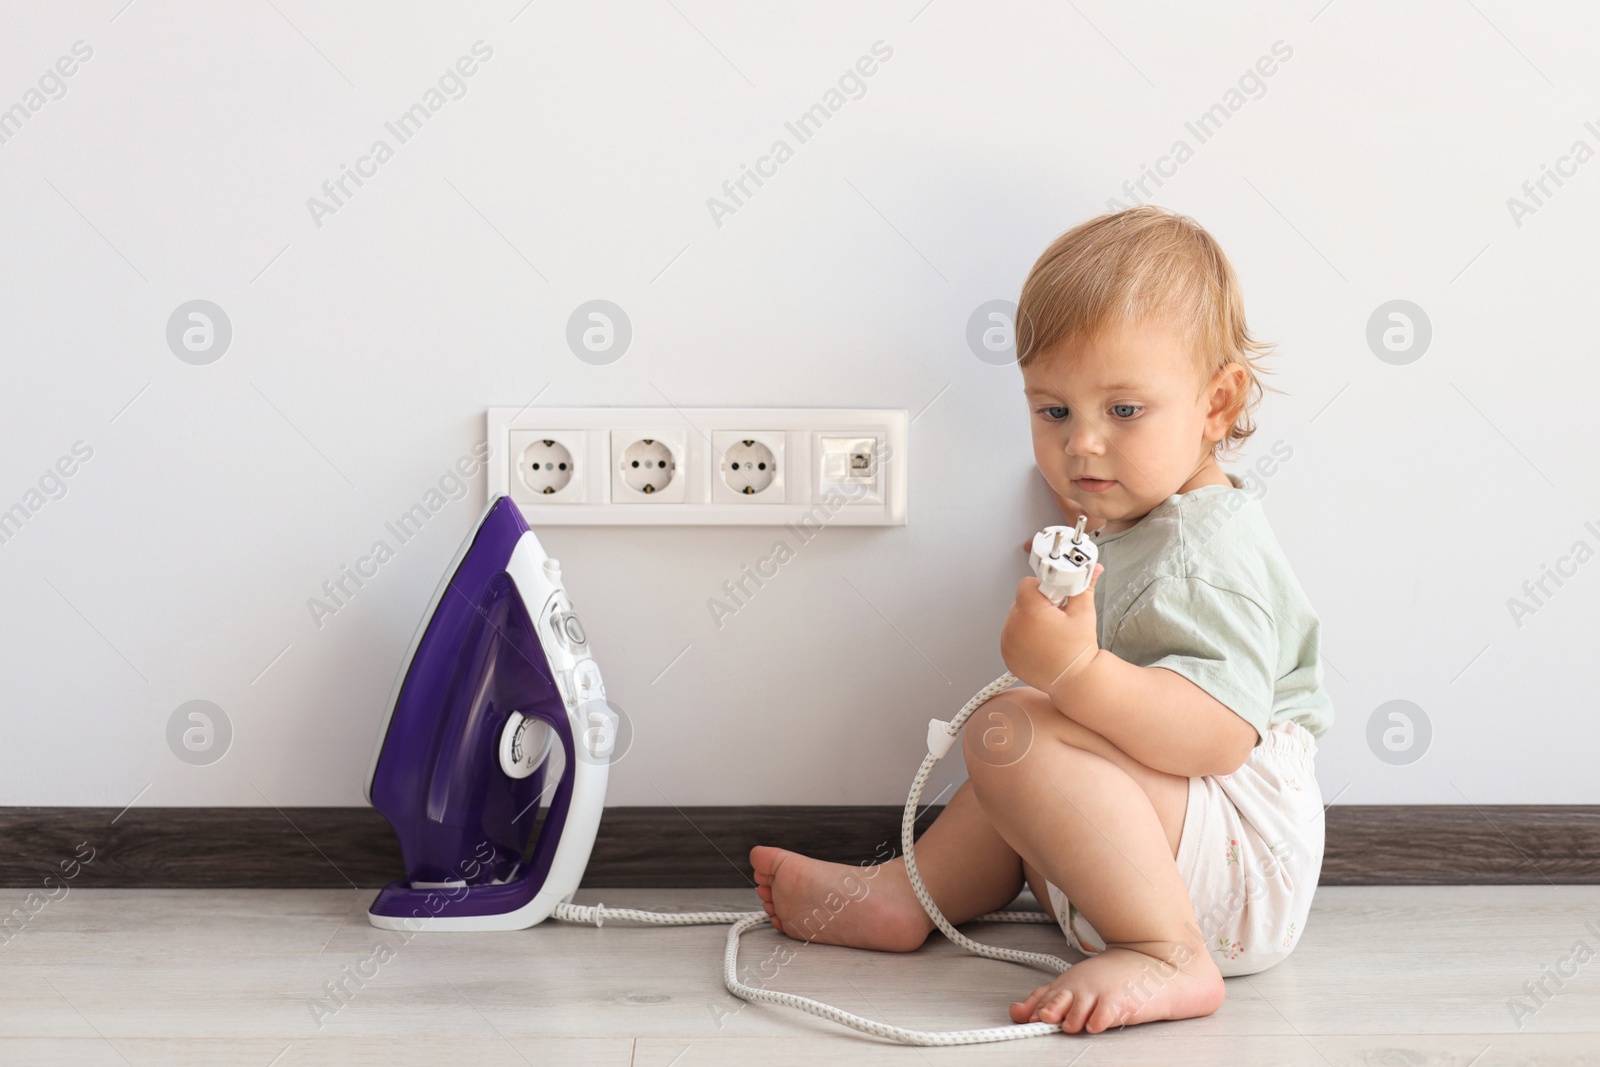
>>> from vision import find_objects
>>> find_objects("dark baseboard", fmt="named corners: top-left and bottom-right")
top-left (2, 805), bottom-right (1596, 889)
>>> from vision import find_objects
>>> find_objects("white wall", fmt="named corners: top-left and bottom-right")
top-left (2, 0), bottom-right (1595, 809)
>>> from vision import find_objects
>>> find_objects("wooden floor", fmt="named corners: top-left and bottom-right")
top-left (2, 885), bottom-right (1597, 1065)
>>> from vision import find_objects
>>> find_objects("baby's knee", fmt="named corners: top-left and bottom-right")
top-left (961, 690), bottom-right (1038, 773)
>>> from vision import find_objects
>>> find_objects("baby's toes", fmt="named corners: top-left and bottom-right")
top-left (1035, 988), bottom-right (1073, 1023)
top-left (748, 845), bottom-right (781, 882)
top-left (1086, 996), bottom-right (1131, 1034)
top-left (1061, 989), bottom-right (1098, 1032)
top-left (1008, 993), bottom-right (1041, 1024)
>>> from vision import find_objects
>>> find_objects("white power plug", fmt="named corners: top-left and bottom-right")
top-left (1027, 516), bottom-right (1099, 607)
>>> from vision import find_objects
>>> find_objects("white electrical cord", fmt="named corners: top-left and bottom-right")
top-left (551, 669), bottom-right (1075, 1046)
top-left (553, 521), bottom-right (1099, 1045)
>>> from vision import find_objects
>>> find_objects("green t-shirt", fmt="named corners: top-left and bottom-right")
top-left (1083, 471), bottom-right (1334, 744)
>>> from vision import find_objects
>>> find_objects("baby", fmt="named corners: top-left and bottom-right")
top-left (750, 205), bottom-right (1333, 1034)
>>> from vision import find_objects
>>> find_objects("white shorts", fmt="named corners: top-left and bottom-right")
top-left (1044, 718), bottom-right (1325, 977)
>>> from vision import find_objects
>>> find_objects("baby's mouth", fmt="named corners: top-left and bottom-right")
top-left (1073, 477), bottom-right (1117, 493)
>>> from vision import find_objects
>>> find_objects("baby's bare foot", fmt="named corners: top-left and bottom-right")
top-left (749, 846), bottom-right (930, 952)
top-left (1008, 944), bottom-right (1225, 1034)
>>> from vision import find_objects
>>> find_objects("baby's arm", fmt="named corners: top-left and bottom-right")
top-left (1051, 654), bottom-right (1257, 778)
top-left (1002, 569), bottom-right (1257, 779)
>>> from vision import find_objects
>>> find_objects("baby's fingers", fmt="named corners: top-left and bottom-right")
top-left (1063, 564), bottom-right (1103, 609)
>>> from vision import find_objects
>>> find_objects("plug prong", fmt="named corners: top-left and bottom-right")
top-left (1049, 530), bottom-right (1062, 559)
top-left (1072, 515), bottom-right (1087, 544)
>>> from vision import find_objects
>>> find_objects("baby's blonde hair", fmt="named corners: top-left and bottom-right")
top-left (1015, 205), bottom-right (1281, 460)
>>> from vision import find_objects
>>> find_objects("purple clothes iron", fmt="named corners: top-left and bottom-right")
top-left (361, 492), bottom-right (1076, 1045)
top-left (365, 494), bottom-right (615, 931)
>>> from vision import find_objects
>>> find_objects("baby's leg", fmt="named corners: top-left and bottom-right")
top-left (750, 778), bottom-right (1023, 952)
top-left (963, 687), bottom-right (1225, 1033)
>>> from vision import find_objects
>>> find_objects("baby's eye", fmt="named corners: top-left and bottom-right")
top-left (1111, 404), bottom-right (1141, 419)
top-left (1039, 406), bottom-right (1069, 421)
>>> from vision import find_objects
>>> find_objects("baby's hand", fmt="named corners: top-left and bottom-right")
top-left (1000, 565), bottom-right (1102, 698)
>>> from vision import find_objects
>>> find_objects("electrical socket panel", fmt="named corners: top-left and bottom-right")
top-left (487, 407), bottom-right (906, 525)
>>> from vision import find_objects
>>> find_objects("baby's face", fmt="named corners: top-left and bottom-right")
top-left (1022, 316), bottom-right (1225, 535)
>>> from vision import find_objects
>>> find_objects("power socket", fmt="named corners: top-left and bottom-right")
top-left (509, 429), bottom-right (588, 504)
top-left (610, 430), bottom-right (687, 503)
top-left (710, 430), bottom-right (786, 504)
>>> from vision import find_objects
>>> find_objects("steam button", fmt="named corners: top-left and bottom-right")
top-left (547, 607), bottom-right (570, 651)
top-left (572, 659), bottom-right (604, 702)
top-left (564, 615), bottom-right (587, 646)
